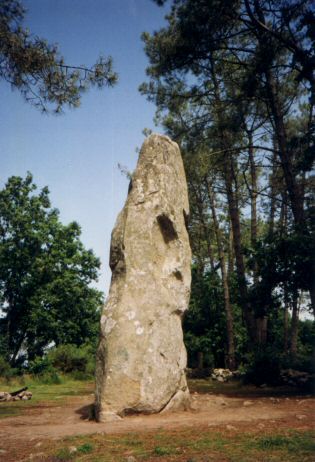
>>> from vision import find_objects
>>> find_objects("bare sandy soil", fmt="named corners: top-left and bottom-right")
top-left (0, 390), bottom-right (314, 461)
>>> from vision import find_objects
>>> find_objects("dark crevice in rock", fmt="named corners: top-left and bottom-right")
top-left (173, 269), bottom-right (183, 281)
top-left (183, 209), bottom-right (189, 231)
top-left (109, 246), bottom-right (125, 273)
top-left (172, 309), bottom-right (184, 316)
top-left (158, 388), bottom-right (180, 413)
top-left (157, 213), bottom-right (178, 243)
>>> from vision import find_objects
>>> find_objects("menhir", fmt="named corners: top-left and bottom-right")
top-left (95, 134), bottom-right (191, 422)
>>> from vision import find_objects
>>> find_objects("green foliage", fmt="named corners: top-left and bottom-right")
top-left (0, 357), bottom-right (16, 379)
top-left (249, 230), bottom-right (315, 315)
top-left (54, 447), bottom-right (74, 461)
top-left (48, 344), bottom-right (94, 375)
top-left (28, 355), bottom-right (53, 375)
top-left (153, 446), bottom-right (173, 456)
top-left (184, 332), bottom-right (214, 368)
top-left (253, 433), bottom-right (315, 452)
top-left (25, 343), bottom-right (96, 381)
top-left (144, 0), bottom-right (315, 378)
top-left (184, 268), bottom-right (226, 367)
top-left (298, 320), bottom-right (315, 359)
top-left (184, 266), bottom-right (249, 368)
top-left (0, 0), bottom-right (117, 112)
top-left (37, 370), bottom-right (63, 385)
top-left (0, 174), bottom-right (103, 365)
top-left (77, 443), bottom-right (93, 454)
top-left (48, 427), bottom-right (315, 462)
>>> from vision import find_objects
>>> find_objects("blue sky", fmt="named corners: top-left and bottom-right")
top-left (0, 0), bottom-right (167, 293)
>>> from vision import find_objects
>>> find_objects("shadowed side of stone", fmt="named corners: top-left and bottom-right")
top-left (95, 134), bottom-right (191, 422)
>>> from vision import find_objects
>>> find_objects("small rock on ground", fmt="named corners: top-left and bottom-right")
top-left (226, 425), bottom-right (237, 431)
top-left (243, 400), bottom-right (254, 407)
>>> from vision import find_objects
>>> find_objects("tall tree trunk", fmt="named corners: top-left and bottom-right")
top-left (265, 71), bottom-right (304, 224)
top-left (191, 182), bottom-right (215, 272)
top-left (10, 331), bottom-right (26, 366)
top-left (248, 133), bottom-right (258, 259)
top-left (283, 299), bottom-right (289, 353)
top-left (223, 159), bottom-right (255, 341)
top-left (209, 55), bottom-right (255, 342)
top-left (248, 134), bottom-right (268, 344)
top-left (251, 1), bottom-right (315, 313)
top-left (249, 0), bottom-right (304, 225)
top-left (264, 70), bottom-right (315, 315)
top-left (280, 191), bottom-right (288, 235)
top-left (228, 224), bottom-right (234, 277)
top-left (206, 179), bottom-right (236, 370)
top-left (268, 145), bottom-right (278, 235)
top-left (256, 317), bottom-right (268, 344)
top-left (290, 293), bottom-right (300, 359)
top-left (197, 351), bottom-right (204, 369)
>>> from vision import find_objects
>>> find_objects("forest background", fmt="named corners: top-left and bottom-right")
top-left (0, 0), bottom-right (314, 385)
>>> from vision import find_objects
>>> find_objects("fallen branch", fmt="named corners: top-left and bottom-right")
top-left (10, 386), bottom-right (28, 397)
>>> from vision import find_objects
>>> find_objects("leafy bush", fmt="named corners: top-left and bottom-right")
top-left (47, 344), bottom-right (95, 376)
top-left (28, 356), bottom-right (54, 375)
top-left (184, 332), bottom-right (214, 368)
top-left (38, 371), bottom-right (63, 384)
top-left (0, 357), bottom-right (17, 379)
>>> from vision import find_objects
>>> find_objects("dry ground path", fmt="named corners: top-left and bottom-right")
top-left (0, 386), bottom-right (314, 461)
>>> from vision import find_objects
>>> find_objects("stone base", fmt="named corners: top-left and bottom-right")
top-left (160, 389), bottom-right (191, 414)
top-left (97, 410), bottom-right (123, 422)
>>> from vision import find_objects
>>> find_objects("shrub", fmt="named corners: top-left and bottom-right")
top-left (28, 356), bottom-right (53, 375)
top-left (38, 371), bottom-right (63, 384)
top-left (184, 332), bottom-right (214, 368)
top-left (47, 344), bottom-right (94, 375)
top-left (0, 357), bottom-right (16, 379)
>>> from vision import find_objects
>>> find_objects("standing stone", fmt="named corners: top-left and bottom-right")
top-left (95, 134), bottom-right (191, 421)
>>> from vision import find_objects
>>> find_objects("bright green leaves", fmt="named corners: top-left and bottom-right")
top-left (0, 173), bottom-right (103, 364)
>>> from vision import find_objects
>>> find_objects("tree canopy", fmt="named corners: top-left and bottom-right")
top-left (0, 174), bottom-right (103, 365)
top-left (142, 0), bottom-right (315, 370)
top-left (0, 0), bottom-right (117, 112)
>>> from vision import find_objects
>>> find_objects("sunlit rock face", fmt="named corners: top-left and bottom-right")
top-left (95, 134), bottom-right (191, 422)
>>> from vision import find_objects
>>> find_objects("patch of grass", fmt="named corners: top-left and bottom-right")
top-left (256, 434), bottom-right (292, 449)
top-left (153, 445), bottom-right (175, 456)
top-left (0, 375), bottom-right (93, 419)
top-left (38, 371), bottom-right (63, 385)
top-left (77, 443), bottom-right (94, 454)
top-left (188, 434), bottom-right (228, 451)
top-left (48, 428), bottom-right (315, 462)
top-left (54, 447), bottom-right (74, 461)
top-left (252, 431), bottom-right (315, 452)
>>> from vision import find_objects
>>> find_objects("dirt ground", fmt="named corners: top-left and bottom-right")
top-left (0, 386), bottom-right (314, 462)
